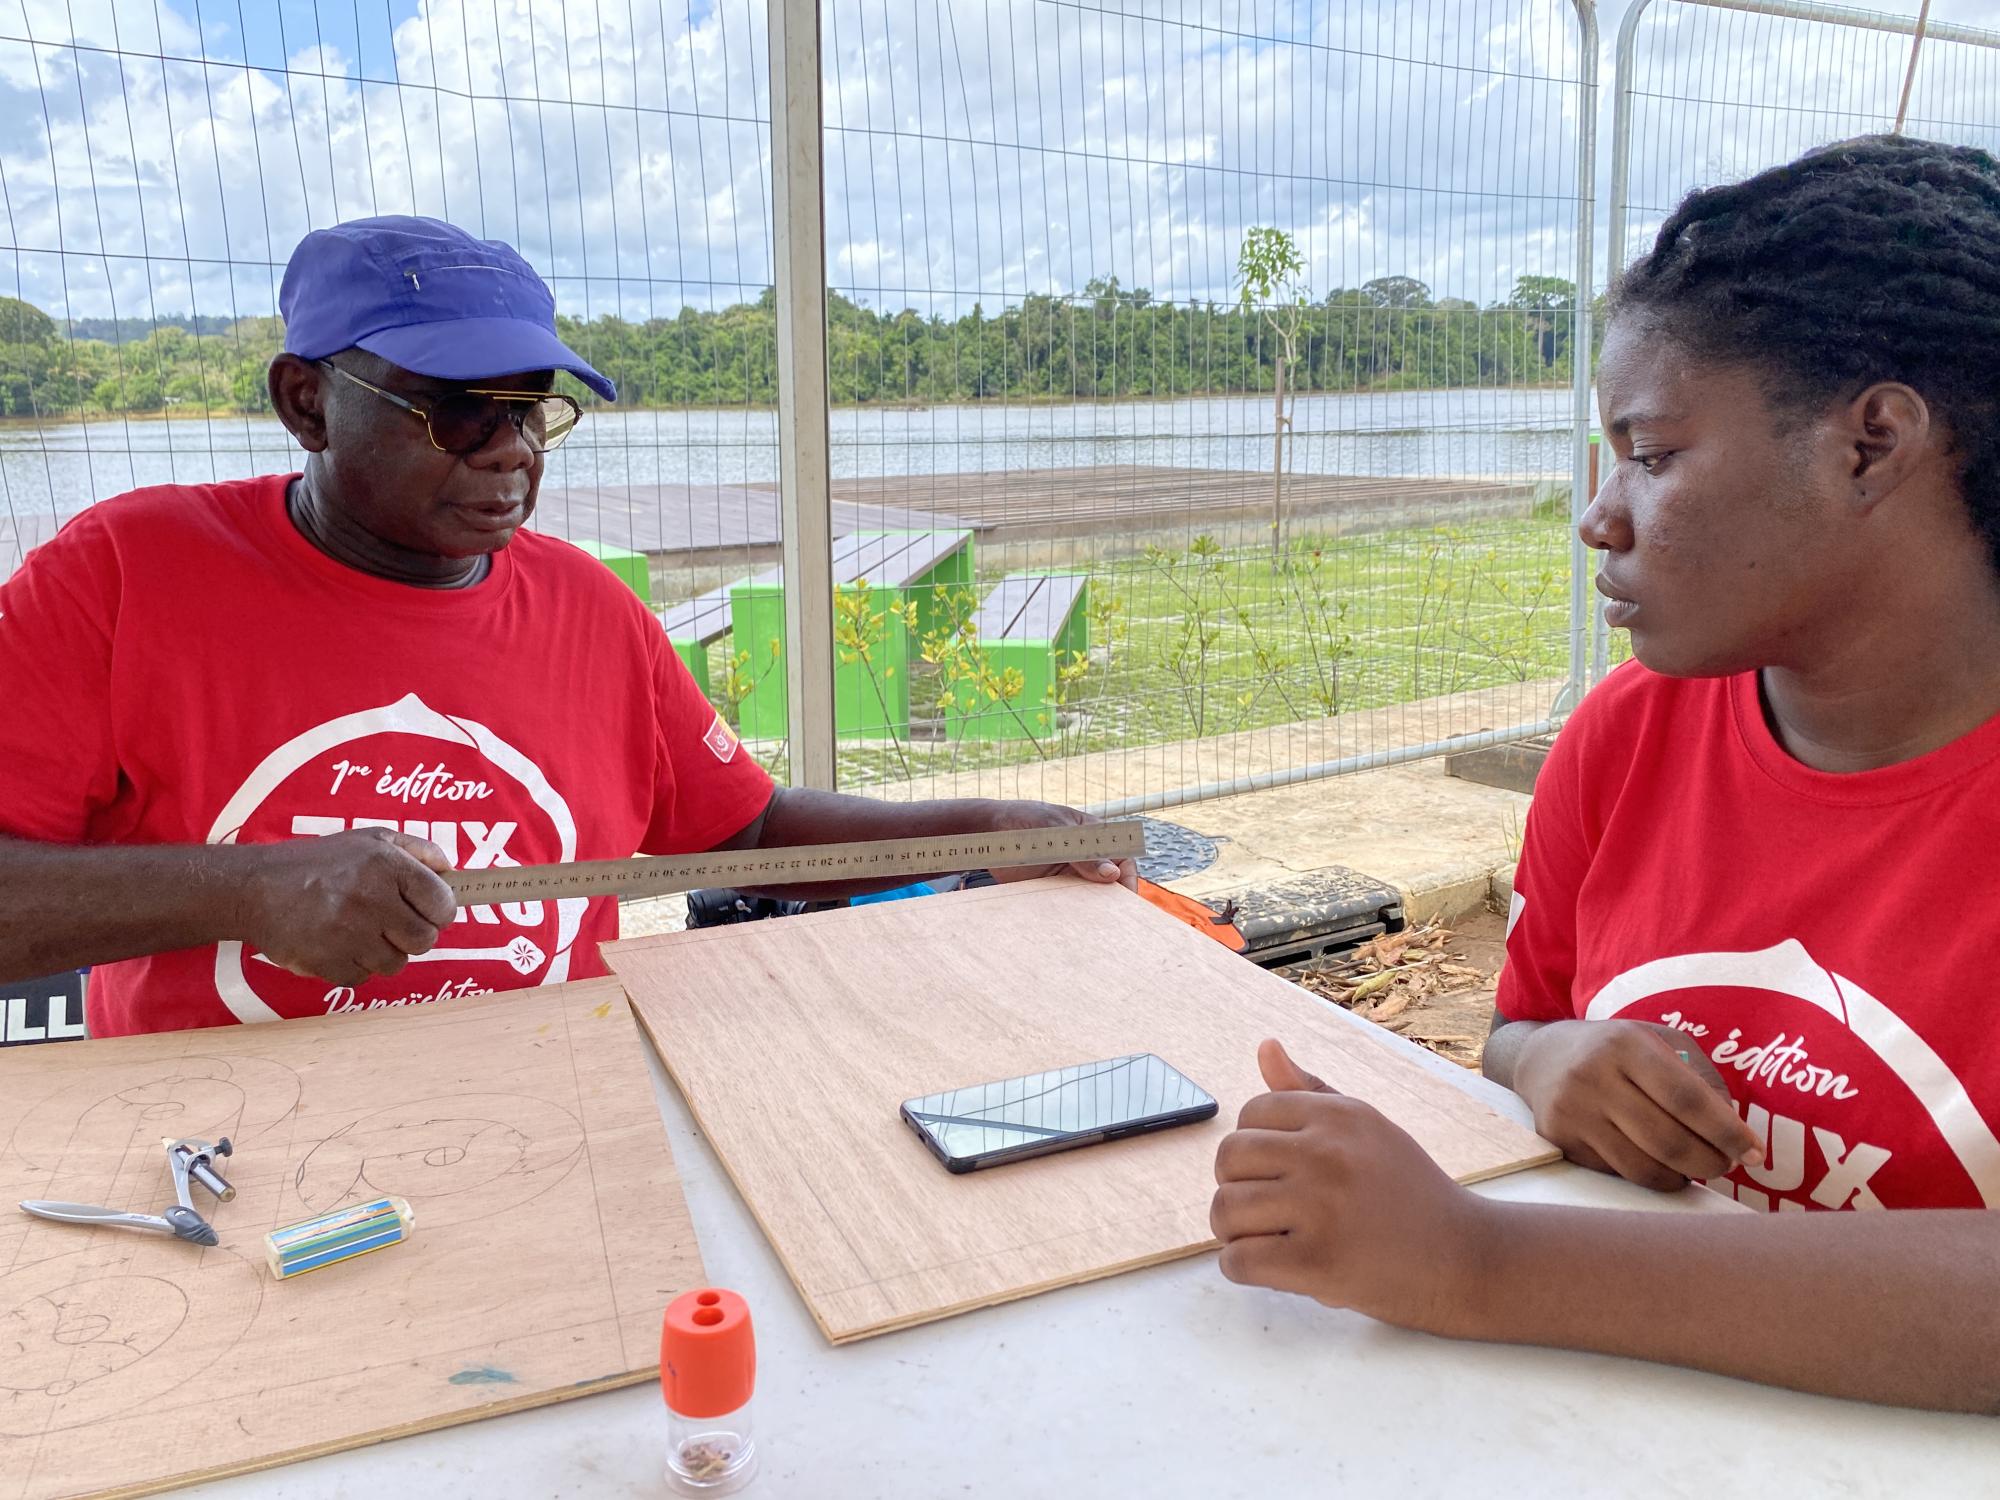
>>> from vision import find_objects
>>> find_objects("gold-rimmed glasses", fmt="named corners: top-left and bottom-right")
top-left (317, 359), bottom-right (582, 455)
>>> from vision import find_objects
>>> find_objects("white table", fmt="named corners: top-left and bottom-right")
top-left (183, 1031), bottom-right (1997, 1499)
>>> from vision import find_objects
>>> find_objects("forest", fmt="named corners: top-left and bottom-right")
top-left (0, 273), bottom-right (1585, 418)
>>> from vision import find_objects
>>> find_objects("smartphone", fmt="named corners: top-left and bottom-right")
top-left (900, 1053), bottom-right (1218, 1173)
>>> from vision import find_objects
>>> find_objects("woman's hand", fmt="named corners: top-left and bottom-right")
top-left (1511, 1019), bottom-right (1761, 1191)
top-left (1209, 1039), bottom-right (1500, 1335)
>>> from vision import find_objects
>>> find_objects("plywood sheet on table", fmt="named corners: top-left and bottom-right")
top-left (606, 878), bottom-right (1554, 1344)
top-left (0, 978), bottom-right (700, 1500)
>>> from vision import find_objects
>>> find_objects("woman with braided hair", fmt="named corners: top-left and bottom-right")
top-left (1207, 136), bottom-right (2000, 1411)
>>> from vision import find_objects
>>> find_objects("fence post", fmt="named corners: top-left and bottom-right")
top-left (768, 0), bottom-right (838, 789)
top-left (1270, 355), bottom-right (1286, 567)
top-left (1893, 0), bottom-right (1934, 131)
top-left (1596, 0), bottom-right (1658, 687)
top-left (1561, 0), bottom-right (1600, 716)
top-left (1605, 0), bottom-right (1653, 319)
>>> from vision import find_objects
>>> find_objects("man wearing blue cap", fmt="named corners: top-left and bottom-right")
top-left (0, 217), bottom-right (1130, 1037)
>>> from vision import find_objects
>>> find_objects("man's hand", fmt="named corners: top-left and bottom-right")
top-left (239, 827), bottom-right (457, 986)
top-left (1209, 1039), bottom-right (1497, 1335)
top-left (721, 788), bottom-right (1137, 902)
top-left (1511, 1019), bottom-right (1761, 1191)
top-left (984, 800), bottom-right (1138, 890)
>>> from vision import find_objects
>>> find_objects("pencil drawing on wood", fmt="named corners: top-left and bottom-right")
top-left (292, 1094), bottom-right (584, 1229)
top-left (0, 979), bottom-right (700, 1500)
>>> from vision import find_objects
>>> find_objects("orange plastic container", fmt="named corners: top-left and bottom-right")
top-left (661, 1288), bottom-right (757, 1492)
top-left (1138, 878), bottom-right (1247, 952)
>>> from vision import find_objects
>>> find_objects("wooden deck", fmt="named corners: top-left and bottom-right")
top-left (5, 466), bottom-right (1542, 581)
top-left (0, 488), bottom-right (973, 581)
top-left (816, 466), bottom-right (1541, 538)
top-left (539, 466), bottom-right (1541, 569)
top-left (528, 483), bottom-right (970, 556)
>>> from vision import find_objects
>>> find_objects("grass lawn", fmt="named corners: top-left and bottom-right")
top-left (706, 512), bottom-right (1615, 788)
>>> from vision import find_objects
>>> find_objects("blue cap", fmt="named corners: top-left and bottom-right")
top-left (279, 215), bottom-right (616, 401)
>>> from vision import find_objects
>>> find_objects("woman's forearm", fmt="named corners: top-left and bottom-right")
top-left (1458, 1201), bottom-right (2000, 1413)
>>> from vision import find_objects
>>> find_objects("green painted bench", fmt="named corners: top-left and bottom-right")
top-left (945, 573), bottom-right (1091, 742)
top-left (563, 535), bottom-right (729, 691)
top-left (567, 537), bottom-right (650, 600)
top-left (655, 585), bottom-right (736, 696)
top-left (732, 530), bottom-right (975, 740)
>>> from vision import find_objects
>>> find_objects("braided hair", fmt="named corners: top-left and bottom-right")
top-left (1610, 134), bottom-right (2000, 572)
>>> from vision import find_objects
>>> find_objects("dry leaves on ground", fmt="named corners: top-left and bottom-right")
top-left (1293, 919), bottom-right (1496, 1070)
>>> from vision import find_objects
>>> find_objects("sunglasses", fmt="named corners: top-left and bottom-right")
top-left (317, 360), bottom-right (583, 455)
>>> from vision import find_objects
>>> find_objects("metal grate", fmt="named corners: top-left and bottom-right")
top-left (1135, 816), bottom-right (1219, 883)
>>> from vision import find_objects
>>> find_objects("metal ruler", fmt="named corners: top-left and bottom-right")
top-left (443, 820), bottom-right (1147, 906)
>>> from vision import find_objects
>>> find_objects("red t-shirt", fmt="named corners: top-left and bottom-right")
top-left (1499, 662), bottom-right (2000, 1213)
top-left (0, 475), bottom-right (774, 1037)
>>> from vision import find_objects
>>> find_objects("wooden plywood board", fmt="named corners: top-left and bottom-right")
top-left (0, 979), bottom-right (700, 1500)
top-left (606, 879), bottom-right (1555, 1344)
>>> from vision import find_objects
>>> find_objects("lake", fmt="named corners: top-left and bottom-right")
top-left (1, 387), bottom-right (1585, 528)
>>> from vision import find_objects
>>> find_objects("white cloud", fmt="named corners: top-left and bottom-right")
top-left (0, 0), bottom-right (1996, 328)
top-left (1600, 0), bottom-right (2000, 268)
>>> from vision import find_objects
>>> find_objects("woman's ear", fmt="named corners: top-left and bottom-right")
top-left (1844, 382), bottom-right (1933, 512)
top-left (268, 354), bottom-right (330, 453)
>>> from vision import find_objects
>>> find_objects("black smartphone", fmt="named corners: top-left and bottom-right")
top-left (900, 1053), bottom-right (1219, 1173)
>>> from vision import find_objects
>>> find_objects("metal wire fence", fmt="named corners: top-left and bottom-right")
top-left (4, 0), bottom-right (1593, 814)
top-left (812, 0), bottom-right (1595, 810)
top-left (0, 0), bottom-right (782, 620)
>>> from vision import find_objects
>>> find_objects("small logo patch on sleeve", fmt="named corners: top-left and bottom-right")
top-left (703, 712), bottom-right (740, 763)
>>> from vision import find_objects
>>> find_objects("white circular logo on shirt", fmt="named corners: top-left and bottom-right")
top-left (1582, 936), bottom-right (2000, 1208)
top-left (202, 693), bottom-right (586, 1024)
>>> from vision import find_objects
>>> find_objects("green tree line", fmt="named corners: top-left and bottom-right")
top-left (0, 274), bottom-right (1586, 419)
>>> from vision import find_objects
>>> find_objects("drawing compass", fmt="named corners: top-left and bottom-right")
top-left (18, 1135), bottom-right (236, 1246)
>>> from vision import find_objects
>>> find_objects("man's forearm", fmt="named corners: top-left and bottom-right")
top-left (0, 835), bottom-right (256, 983)
top-left (725, 788), bottom-right (1024, 900)
top-left (1456, 1201), bottom-right (2000, 1413)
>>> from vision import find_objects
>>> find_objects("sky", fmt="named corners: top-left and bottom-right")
top-left (1, 0), bottom-right (1997, 329)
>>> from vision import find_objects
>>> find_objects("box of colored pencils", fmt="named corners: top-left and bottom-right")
top-left (265, 1196), bottom-right (416, 1280)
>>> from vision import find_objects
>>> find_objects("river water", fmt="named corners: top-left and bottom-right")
top-left (2, 386), bottom-right (1585, 527)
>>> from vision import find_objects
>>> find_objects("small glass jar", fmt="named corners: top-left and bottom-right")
top-left (662, 1288), bottom-right (758, 1495)
top-left (666, 1402), bottom-right (756, 1493)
